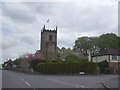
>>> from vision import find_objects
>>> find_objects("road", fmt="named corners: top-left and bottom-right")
top-left (2, 70), bottom-right (119, 89)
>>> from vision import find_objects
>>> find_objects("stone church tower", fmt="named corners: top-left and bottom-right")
top-left (41, 25), bottom-right (57, 60)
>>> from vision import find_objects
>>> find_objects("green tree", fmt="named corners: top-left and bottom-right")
top-left (74, 37), bottom-right (88, 55)
top-left (98, 33), bottom-right (119, 51)
top-left (74, 37), bottom-right (99, 56)
top-left (65, 54), bottom-right (80, 62)
top-left (74, 33), bottom-right (119, 56)
top-left (65, 54), bottom-right (88, 62)
top-left (59, 47), bottom-right (73, 61)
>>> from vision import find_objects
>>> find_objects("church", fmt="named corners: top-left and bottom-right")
top-left (40, 25), bottom-right (57, 60)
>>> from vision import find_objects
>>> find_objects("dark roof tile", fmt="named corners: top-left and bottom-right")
top-left (92, 48), bottom-right (120, 57)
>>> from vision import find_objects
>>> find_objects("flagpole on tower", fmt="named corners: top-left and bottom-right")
top-left (46, 19), bottom-right (49, 29)
top-left (47, 19), bottom-right (49, 22)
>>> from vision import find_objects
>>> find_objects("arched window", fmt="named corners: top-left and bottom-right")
top-left (49, 35), bottom-right (52, 41)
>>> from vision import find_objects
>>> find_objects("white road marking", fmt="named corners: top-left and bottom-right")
top-left (25, 81), bottom-right (31, 87)
top-left (19, 77), bottom-right (31, 87)
top-left (80, 85), bottom-right (85, 88)
top-left (75, 85), bottom-right (86, 88)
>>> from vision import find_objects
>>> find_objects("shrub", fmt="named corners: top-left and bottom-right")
top-left (65, 54), bottom-right (88, 62)
top-left (30, 59), bottom-right (45, 71)
top-left (98, 60), bottom-right (109, 74)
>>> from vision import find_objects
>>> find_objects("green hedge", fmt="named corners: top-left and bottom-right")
top-left (30, 59), bottom-right (58, 71)
top-left (36, 62), bottom-right (99, 74)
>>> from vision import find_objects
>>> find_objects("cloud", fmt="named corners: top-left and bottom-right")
top-left (2, 2), bottom-right (36, 23)
top-left (2, 37), bottom-right (19, 50)
top-left (20, 35), bottom-right (34, 45)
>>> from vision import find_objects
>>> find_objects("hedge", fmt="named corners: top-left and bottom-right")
top-left (36, 62), bottom-right (99, 74)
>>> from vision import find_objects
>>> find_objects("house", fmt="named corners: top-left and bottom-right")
top-left (4, 59), bottom-right (13, 68)
top-left (91, 48), bottom-right (120, 74)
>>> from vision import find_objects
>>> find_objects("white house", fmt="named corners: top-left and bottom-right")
top-left (91, 48), bottom-right (120, 74)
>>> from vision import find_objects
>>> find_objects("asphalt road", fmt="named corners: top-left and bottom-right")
top-left (2, 70), bottom-right (119, 89)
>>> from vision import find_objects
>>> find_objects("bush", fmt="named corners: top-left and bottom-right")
top-left (30, 59), bottom-right (45, 71)
top-left (98, 60), bottom-right (109, 74)
top-left (36, 61), bottom-right (99, 74)
top-left (65, 54), bottom-right (88, 62)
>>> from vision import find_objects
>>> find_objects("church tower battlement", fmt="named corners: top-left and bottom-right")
top-left (41, 25), bottom-right (57, 33)
top-left (41, 25), bottom-right (57, 60)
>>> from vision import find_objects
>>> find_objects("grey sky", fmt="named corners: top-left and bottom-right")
top-left (1, 0), bottom-right (119, 63)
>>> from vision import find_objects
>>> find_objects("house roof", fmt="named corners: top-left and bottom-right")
top-left (92, 48), bottom-right (120, 57)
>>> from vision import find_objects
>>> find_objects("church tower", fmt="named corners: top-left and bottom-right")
top-left (41, 25), bottom-right (57, 60)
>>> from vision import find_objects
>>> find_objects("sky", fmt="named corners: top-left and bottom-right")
top-left (0, 0), bottom-right (119, 63)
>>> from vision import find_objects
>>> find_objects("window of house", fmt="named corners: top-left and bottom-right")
top-left (49, 35), bottom-right (52, 41)
top-left (112, 55), bottom-right (117, 60)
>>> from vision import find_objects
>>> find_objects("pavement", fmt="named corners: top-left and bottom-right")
top-left (101, 75), bottom-right (119, 90)
top-left (1, 70), bottom-right (119, 89)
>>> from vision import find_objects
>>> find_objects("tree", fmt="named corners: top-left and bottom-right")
top-left (58, 47), bottom-right (74, 61)
top-left (74, 37), bottom-right (98, 56)
top-left (74, 33), bottom-right (119, 56)
top-left (65, 54), bottom-right (87, 62)
top-left (98, 33), bottom-right (119, 51)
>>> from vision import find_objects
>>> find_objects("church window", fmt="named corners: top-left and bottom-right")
top-left (49, 35), bottom-right (52, 41)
